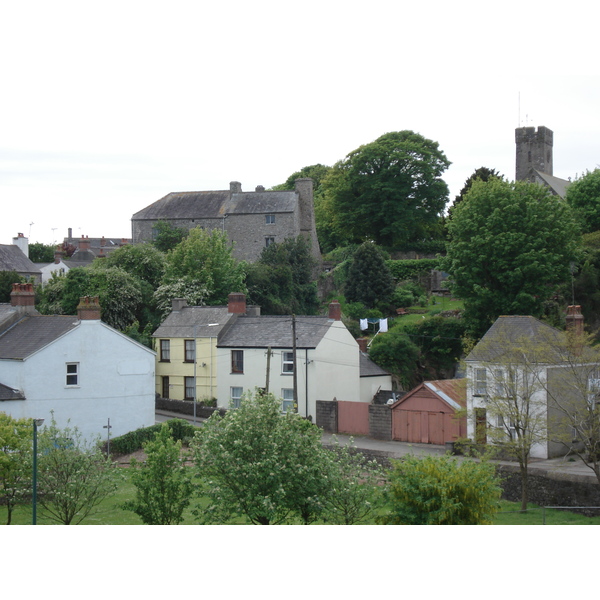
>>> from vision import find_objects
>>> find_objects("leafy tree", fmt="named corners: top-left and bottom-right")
top-left (122, 423), bottom-right (194, 524)
top-left (442, 179), bottom-right (580, 337)
top-left (0, 271), bottom-right (24, 302)
top-left (447, 166), bottom-right (503, 218)
top-left (403, 317), bottom-right (467, 379)
top-left (566, 168), bottom-right (600, 234)
top-left (153, 279), bottom-right (209, 320)
top-left (368, 328), bottom-right (421, 390)
top-left (28, 242), bottom-right (56, 263)
top-left (344, 242), bottom-right (394, 310)
top-left (152, 220), bottom-right (188, 252)
top-left (191, 390), bottom-right (333, 524)
top-left (245, 236), bottom-right (319, 315)
top-left (162, 227), bottom-right (246, 307)
top-left (378, 454), bottom-right (501, 525)
top-left (322, 438), bottom-right (383, 525)
top-left (321, 131), bottom-right (451, 248)
top-left (102, 243), bottom-right (166, 289)
top-left (271, 163), bottom-right (331, 193)
top-left (37, 416), bottom-right (120, 525)
top-left (58, 266), bottom-right (143, 330)
top-left (0, 414), bottom-right (32, 525)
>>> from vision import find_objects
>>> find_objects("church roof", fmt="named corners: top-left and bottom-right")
top-left (533, 170), bottom-right (571, 198)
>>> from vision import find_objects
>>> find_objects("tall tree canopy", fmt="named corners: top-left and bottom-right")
top-left (321, 131), bottom-right (451, 248)
top-left (448, 166), bottom-right (503, 218)
top-left (566, 168), bottom-right (600, 233)
top-left (442, 178), bottom-right (580, 336)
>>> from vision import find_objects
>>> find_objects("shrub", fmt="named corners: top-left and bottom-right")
top-left (109, 419), bottom-right (195, 455)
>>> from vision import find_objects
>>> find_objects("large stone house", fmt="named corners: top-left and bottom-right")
top-left (131, 178), bottom-right (320, 262)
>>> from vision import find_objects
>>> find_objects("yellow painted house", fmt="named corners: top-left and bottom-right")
top-left (152, 293), bottom-right (254, 402)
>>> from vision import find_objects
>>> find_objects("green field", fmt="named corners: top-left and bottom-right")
top-left (391, 297), bottom-right (464, 329)
top-left (2, 470), bottom-right (599, 525)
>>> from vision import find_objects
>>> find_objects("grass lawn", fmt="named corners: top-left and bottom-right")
top-left (392, 297), bottom-right (464, 330)
top-left (2, 469), bottom-right (599, 525)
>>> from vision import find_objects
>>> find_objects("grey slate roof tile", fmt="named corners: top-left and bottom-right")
top-left (152, 306), bottom-right (235, 339)
top-left (0, 383), bottom-right (25, 401)
top-left (0, 315), bottom-right (79, 359)
top-left (359, 351), bottom-right (390, 377)
top-left (0, 245), bottom-right (41, 275)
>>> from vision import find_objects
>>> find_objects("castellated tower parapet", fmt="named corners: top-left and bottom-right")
top-left (515, 126), bottom-right (553, 181)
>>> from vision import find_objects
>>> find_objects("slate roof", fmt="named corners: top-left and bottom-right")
top-left (0, 383), bottom-right (25, 401)
top-left (359, 351), bottom-right (390, 378)
top-left (132, 189), bottom-right (298, 221)
top-left (152, 306), bottom-right (236, 339)
top-left (465, 315), bottom-right (563, 363)
top-left (533, 170), bottom-right (571, 199)
top-left (0, 245), bottom-right (41, 276)
top-left (0, 315), bottom-right (79, 359)
top-left (218, 315), bottom-right (332, 349)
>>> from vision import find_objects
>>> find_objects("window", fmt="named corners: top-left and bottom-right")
top-left (265, 214), bottom-right (275, 224)
top-left (265, 236), bottom-right (275, 247)
top-left (474, 368), bottom-right (487, 396)
top-left (231, 386), bottom-right (243, 408)
top-left (185, 377), bottom-right (196, 400)
top-left (160, 339), bottom-right (170, 362)
top-left (162, 376), bottom-right (170, 399)
top-left (282, 351), bottom-right (294, 374)
top-left (588, 374), bottom-right (600, 408)
top-left (231, 350), bottom-right (244, 374)
top-left (184, 339), bottom-right (195, 363)
top-left (66, 363), bottom-right (79, 386)
top-left (282, 388), bottom-right (294, 413)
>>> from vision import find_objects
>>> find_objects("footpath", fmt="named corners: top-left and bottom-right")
top-left (156, 409), bottom-right (598, 484)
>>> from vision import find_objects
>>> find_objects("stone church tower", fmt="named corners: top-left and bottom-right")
top-left (515, 125), bottom-right (554, 181)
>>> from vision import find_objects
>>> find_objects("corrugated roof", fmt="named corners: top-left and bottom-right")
top-left (0, 315), bottom-right (79, 359)
top-left (218, 315), bottom-right (332, 349)
top-left (424, 379), bottom-right (466, 409)
top-left (152, 306), bottom-right (236, 339)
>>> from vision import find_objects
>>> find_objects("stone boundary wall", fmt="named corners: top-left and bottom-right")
top-left (316, 400), bottom-right (338, 433)
top-left (155, 397), bottom-right (225, 419)
top-left (369, 404), bottom-right (392, 440)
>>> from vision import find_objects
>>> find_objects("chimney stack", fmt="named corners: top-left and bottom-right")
top-left (12, 233), bottom-right (29, 257)
top-left (230, 181), bottom-right (242, 193)
top-left (566, 305), bottom-right (584, 337)
top-left (172, 298), bottom-right (188, 312)
top-left (78, 235), bottom-right (91, 251)
top-left (77, 296), bottom-right (101, 320)
top-left (10, 283), bottom-right (36, 308)
top-left (228, 293), bottom-right (247, 314)
top-left (328, 300), bottom-right (342, 321)
top-left (356, 338), bottom-right (369, 353)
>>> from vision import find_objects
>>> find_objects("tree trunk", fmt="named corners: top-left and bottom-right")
top-left (519, 464), bottom-right (528, 512)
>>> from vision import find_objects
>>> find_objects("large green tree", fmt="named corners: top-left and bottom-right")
top-left (344, 242), bottom-right (394, 310)
top-left (245, 236), bottom-right (319, 315)
top-left (192, 390), bottom-right (333, 525)
top-left (442, 178), bottom-right (580, 336)
top-left (321, 131), bottom-right (451, 248)
top-left (566, 168), bottom-right (600, 233)
top-left (28, 242), bottom-right (55, 263)
top-left (158, 227), bottom-right (246, 313)
top-left (447, 166), bottom-right (503, 219)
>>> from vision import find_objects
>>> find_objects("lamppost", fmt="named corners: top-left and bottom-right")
top-left (32, 418), bottom-right (44, 525)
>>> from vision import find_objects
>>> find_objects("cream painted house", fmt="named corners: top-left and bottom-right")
top-left (216, 300), bottom-right (385, 420)
top-left (152, 294), bottom-right (255, 402)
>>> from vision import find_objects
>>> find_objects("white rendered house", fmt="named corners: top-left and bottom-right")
top-left (0, 284), bottom-right (155, 442)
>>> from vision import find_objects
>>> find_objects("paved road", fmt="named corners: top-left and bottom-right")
top-left (155, 410), bottom-right (598, 482)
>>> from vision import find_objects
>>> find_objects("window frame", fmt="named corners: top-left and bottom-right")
top-left (184, 339), bottom-right (195, 363)
top-left (231, 350), bottom-right (244, 374)
top-left (265, 214), bottom-right (275, 225)
top-left (265, 236), bottom-right (275, 247)
top-left (66, 362), bottom-right (79, 387)
top-left (282, 351), bottom-right (294, 374)
top-left (184, 376), bottom-right (196, 400)
top-left (281, 388), bottom-right (294, 413)
top-left (231, 386), bottom-right (243, 409)
top-left (162, 376), bottom-right (170, 399)
top-left (160, 339), bottom-right (170, 362)
top-left (473, 368), bottom-right (487, 397)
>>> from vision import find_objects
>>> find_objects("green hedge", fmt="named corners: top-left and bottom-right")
top-left (386, 259), bottom-right (441, 281)
top-left (109, 419), bottom-right (197, 455)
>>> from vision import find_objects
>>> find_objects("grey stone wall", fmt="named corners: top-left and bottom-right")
top-left (369, 404), bottom-right (392, 440)
top-left (515, 126), bottom-right (553, 181)
top-left (316, 400), bottom-right (338, 433)
top-left (155, 396), bottom-right (225, 419)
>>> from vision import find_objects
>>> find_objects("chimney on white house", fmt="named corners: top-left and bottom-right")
top-left (12, 233), bottom-right (29, 257)
top-left (328, 300), bottom-right (342, 321)
top-left (77, 296), bottom-right (101, 320)
top-left (566, 305), bottom-right (584, 337)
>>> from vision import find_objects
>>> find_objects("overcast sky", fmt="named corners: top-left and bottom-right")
top-left (1, 0), bottom-right (599, 247)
